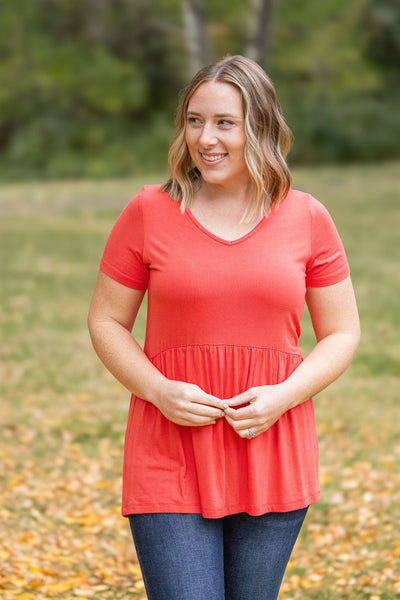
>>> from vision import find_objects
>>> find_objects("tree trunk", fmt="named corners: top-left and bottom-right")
top-left (182, 0), bottom-right (211, 77)
top-left (246, 0), bottom-right (275, 69)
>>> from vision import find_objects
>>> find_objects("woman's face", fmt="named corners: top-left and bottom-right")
top-left (185, 81), bottom-right (250, 193)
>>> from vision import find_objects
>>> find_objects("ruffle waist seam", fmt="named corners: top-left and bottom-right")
top-left (148, 343), bottom-right (303, 363)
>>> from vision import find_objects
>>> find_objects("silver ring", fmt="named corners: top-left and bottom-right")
top-left (248, 428), bottom-right (255, 439)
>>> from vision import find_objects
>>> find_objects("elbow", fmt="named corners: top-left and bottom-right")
top-left (352, 314), bottom-right (362, 351)
top-left (353, 326), bottom-right (361, 356)
top-left (87, 310), bottom-right (98, 349)
top-left (87, 304), bottom-right (96, 338)
top-left (345, 320), bottom-right (361, 361)
top-left (349, 328), bottom-right (361, 359)
top-left (87, 304), bottom-right (104, 347)
top-left (355, 322), bottom-right (361, 348)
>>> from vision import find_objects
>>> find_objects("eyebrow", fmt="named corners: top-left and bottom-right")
top-left (187, 110), bottom-right (240, 119)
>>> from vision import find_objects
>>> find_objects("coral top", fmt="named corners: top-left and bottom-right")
top-left (100, 185), bottom-right (350, 518)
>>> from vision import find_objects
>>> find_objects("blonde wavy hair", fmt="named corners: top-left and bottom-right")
top-left (161, 55), bottom-right (292, 220)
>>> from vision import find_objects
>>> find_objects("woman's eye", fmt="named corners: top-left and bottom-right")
top-left (218, 120), bottom-right (234, 127)
top-left (187, 117), bottom-right (201, 125)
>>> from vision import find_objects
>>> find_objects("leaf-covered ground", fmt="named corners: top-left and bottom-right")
top-left (1, 164), bottom-right (399, 599)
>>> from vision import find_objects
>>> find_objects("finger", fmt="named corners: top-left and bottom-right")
top-left (233, 425), bottom-right (259, 439)
top-left (188, 404), bottom-right (225, 419)
top-left (180, 420), bottom-right (215, 427)
top-left (180, 414), bottom-right (220, 427)
top-left (194, 392), bottom-right (225, 410)
top-left (224, 389), bottom-right (255, 407)
top-left (224, 414), bottom-right (255, 431)
top-left (223, 403), bottom-right (256, 421)
top-left (184, 418), bottom-right (217, 427)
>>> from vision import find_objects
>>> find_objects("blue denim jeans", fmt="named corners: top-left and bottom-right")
top-left (128, 507), bottom-right (308, 600)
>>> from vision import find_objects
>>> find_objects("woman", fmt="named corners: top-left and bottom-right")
top-left (88, 55), bottom-right (360, 600)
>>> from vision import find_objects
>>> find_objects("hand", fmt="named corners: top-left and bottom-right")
top-left (153, 380), bottom-right (225, 427)
top-left (223, 384), bottom-right (288, 439)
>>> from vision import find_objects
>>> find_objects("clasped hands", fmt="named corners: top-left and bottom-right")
top-left (153, 380), bottom-right (290, 439)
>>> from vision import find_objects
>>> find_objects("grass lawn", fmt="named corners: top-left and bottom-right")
top-left (0, 162), bottom-right (399, 599)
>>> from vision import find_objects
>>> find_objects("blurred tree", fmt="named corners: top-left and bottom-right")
top-left (0, 0), bottom-right (399, 180)
top-left (182, 0), bottom-right (276, 74)
top-left (183, 0), bottom-right (211, 75)
top-left (0, 0), bottom-right (183, 178)
top-left (245, 0), bottom-right (276, 69)
top-left (362, 0), bottom-right (400, 76)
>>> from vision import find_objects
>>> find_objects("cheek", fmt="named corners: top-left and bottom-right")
top-left (185, 126), bottom-right (195, 146)
top-left (185, 133), bottom-right (198, 161)
top-left (229, 132), bottom-right (246, 157)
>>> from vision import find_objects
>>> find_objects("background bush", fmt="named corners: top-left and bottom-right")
top-left (0, 0), bottom-right (399, 180)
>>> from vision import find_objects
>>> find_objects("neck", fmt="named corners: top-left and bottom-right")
top-left (197, 179), bottom-right (253, 211)
top-left (191, 180), bottom-right (262, 231)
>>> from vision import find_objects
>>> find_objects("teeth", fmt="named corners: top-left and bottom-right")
top-left (202, 154), bottom-right (226, 162)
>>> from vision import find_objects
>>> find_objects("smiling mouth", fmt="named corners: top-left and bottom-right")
top-left (200, 153), bottom-right (227, 162)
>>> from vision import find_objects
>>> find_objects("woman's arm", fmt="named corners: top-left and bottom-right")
top-left (88, 271), bottom-right (225, 426)
top-left (224, 276), bottom-right (360, 438)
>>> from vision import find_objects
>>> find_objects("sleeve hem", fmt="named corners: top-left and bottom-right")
top-left (99, 262), bottom-right (148, 290)
top-left (306, 268), bottom-right (350, 288)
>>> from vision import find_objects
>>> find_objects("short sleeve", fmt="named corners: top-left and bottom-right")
top-left (306, 197), bottom-right (350, 287)
top-left (99, 190), bottom-right (149, 290)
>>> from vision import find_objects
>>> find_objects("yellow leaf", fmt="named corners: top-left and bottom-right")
top-left (319, 474), bottom-right (333, 484)
top-left (99, 571), bottom-right (110, 579)
top-left (30, 566), bottom-right (40, 574)
top-left (96, 480), bottom-right (113, 488)
top-left (11, 579), bottom-right (27, 588)
top-left (18, 533), bottom-right (37, 544)
top-left (134, 580), bottom-right (145, 591)
top-left (29, 578), bottom-right (43, 589)
top-left (58, 555), bottom-right (76, 563)
top-left (73, 589), bottom-right (93, 598)
top-left (45, 578), bottom-right (84, 594)
top-left (128, 565), bottom-right (142, 575)
top-left (7, 477), bottom-right (22, 489)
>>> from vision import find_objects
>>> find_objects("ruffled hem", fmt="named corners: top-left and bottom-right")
top-left (122, 345), bottom-right (320, 518)
top-left (123, 490), bottom-right (321, 519)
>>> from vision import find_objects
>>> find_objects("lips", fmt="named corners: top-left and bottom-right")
top-left (200, 152), bottom-right (228, 164)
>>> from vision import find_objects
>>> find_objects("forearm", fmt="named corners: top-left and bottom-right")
top-left (88, 273), bottom-right (224, 426)
top-left (88, 316), bottom-right (225, 426)
top-left (281, 331), bottom-right (360, 410)
top-left (88, 317), bottom-right (167, 405)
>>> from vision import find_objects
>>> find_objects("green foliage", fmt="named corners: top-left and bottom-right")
top-left (0, 0), bottom-right (399, 180)
top-left (362, 0), bottom-right (400, 72)
top-left (0, 0), bottom-right (180, 180)
top-left (271, 0), bottom-right (400, 163)
top-left (271, 0), bottom-right (379, 93)
top-left (283, 89), bottom-right (400, 163)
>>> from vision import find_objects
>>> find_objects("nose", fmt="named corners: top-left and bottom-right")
top-left (199, 123), bottom-right (217, 147)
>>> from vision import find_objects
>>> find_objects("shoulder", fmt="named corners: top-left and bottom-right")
top-left (121, 185), bottom-right (183, 237)
top-left (141, 183), bottom-right (169, 200)
top-left (278, 189), bottom-right (335, 225)
top-left (283, 189), bottom-right (326, 213)
top-left (137, 184), bottom-right (173, 206)
top-left (126, 184), bottom-right (179, 216)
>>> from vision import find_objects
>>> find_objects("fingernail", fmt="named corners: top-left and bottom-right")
top-left (223, 404), bottom-right (229, 410)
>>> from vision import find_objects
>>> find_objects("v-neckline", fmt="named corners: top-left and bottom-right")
top-left (185, 209), bottom-right (267, 246)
